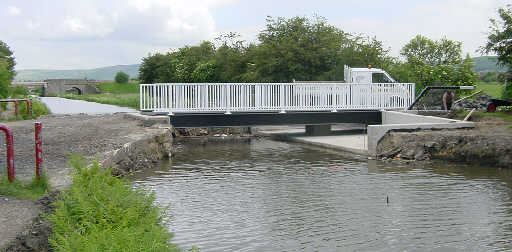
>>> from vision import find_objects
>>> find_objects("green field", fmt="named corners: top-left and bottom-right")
top-left (475, 82), bottom-right (505, 98)
top-left (60, 82), bottom-right (140, 109)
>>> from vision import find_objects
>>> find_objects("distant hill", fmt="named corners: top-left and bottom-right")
top-left (13, 57), bottom-right (506, 81)
top-left (14, 64), bottom-right (140, 81)
top-left (472, 56), bottom-right (508, 72)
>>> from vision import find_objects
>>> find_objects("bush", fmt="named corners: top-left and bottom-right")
top-left (115, 71), bottom-right (130, 83)
top-left (49, 155), bottom-right (179, 252)
top-left (8, 86), bottom-right (29, 98)
top-left (0, 60), bottom-right (10, 98)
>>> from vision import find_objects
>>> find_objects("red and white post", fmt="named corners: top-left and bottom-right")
top-left (35, 122), bottom-right (42, 180)
top-left (0, 124), bottom-right (15, 183)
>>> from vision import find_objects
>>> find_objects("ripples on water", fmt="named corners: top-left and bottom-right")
top-left (133, 138), bottom-right (512, 251)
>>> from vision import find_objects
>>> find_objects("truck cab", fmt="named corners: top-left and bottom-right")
top-left (344, 65), bottom-right (396, 84)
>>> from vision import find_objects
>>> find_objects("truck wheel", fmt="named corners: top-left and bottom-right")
top-left (487, 103), bottom-right (496, 113)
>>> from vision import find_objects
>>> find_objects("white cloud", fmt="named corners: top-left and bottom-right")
top-left (7, 6), bottom-right (21, 16)
top-left (2, 0), bottom-right (505, 69)
top-left (336, 0), bottom-right (507, 59)
top-left (1, 0), bottom-right (235, 69)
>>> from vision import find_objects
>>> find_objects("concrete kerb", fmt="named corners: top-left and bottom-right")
top-left (367, 110), bottom-right (475, 156)
top-left (123, 112), bottom-right (170, 127)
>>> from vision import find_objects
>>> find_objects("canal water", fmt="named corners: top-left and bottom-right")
top-left (39, 97), bottom-right (136, 114)
top-left (134, 138), bottom-right (512, 251)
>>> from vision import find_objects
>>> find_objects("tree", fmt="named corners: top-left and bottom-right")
top-left (0, 40), bottom-right (15, 81)
top-left (401, 35), bottom-right (463, 66)
top-left (115, 71), bottom-right (129, 83)
top-left (253, 16), bottom-right (348, 82)
top-left (191, 61), bottom-right (216, 82)
top-left (398, 35), bottom-right (477, 92)
top-left (482, 5), bottom-right (512, 67)
top-left (137, 16), bottom-right (394, 83)
top-left (214, 33), bottom-right (253, 82)
top-left (139, 53), bottom-right (171, 84)
top-left (0, 60), bottom-right (10, 98)
top-left (482, 5), bottom-right (512, 99)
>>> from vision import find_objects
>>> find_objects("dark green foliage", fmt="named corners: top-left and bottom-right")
top-left (139, 16), bottom-right (393, 84)
top-left (503, 81), bottom-right (512, 100)
top-left (0, 40), bottom-right (15, 81)
top-left (401, 35), bottom-right (463, 66)
top-left (253, 16), bottom-right (345, 82)
top-left (192, 61), bottom-right (216, 82)
top-left (49, 155), bottom-right (179, 252)
top-left (115, 71), bottom-right (129, 83)
top-left (138, 16), bottom-right (478, 94)
top-left (482, 5), bottom-right (512, 67)
top-left (392, 35), bottom-right (478, 93)
top-left (139, 54), bottom-right (169, 84)
top-left (8, 86), bottom-right (29, 97)
top-left (0, 60), bottom-right (10, 98)
top-left (0, 40), bottom-right (15, 98)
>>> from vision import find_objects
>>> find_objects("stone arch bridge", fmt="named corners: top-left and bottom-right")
top-left (11, 79), bottom-right (99, 96)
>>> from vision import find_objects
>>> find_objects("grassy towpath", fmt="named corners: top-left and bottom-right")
top-left (60, 82), bottom-right (140, 109)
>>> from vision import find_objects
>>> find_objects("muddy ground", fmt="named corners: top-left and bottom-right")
top-left (0, 113), bottom-right (172, 250)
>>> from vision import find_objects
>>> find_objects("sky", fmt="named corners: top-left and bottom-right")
top-left (0, 0), bottom-right (508, 70)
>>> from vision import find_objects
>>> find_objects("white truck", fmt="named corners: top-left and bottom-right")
top-left (343, 65), bottom-right (396, 84)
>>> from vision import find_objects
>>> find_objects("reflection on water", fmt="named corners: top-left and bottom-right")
top-left (134, 138), bottom-right (512, 251)
top-left (39, 97), bottom-right (136, 114)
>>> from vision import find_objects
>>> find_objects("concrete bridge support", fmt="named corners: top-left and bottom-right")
top-left (305, 125), bottom-right (332, 136)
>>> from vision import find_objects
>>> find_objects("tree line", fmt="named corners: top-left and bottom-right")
top-left (139, 15), bottom-right (479, 93)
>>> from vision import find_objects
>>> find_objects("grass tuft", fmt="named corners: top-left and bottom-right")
top-left (0, 175), bottom-right (50, 200)
top-left (48, 155), bottom-right (179, 252)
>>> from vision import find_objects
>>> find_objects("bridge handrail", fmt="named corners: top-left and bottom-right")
top-left (140, 82), bottom-right (415, 113)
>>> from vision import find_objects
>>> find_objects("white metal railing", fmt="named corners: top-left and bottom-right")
top-left (140, 83), bottom-right (415, 113)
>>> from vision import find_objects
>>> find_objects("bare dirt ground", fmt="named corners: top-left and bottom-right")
top-left (377, 113), bottom-right (512, 168)
top-left (0, 113), bottom-right (159, 250)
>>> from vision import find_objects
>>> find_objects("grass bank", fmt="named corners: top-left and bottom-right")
top-left (0, 176), bottom-right (50, 200)
top-left (49, 155), bottom-right (180, 251)
top-left (0, 97), bottom-right (51, 122)
top-left (59, 82), bottom-right (140, 109)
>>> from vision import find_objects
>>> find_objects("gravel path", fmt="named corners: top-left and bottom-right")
top-left (0, 113), bottom-right (157, 249)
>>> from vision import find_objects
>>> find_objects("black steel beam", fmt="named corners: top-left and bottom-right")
top-left (407, 85), bottom-right (475, 110)
top-left (169, 111), bottom-right (382, 128)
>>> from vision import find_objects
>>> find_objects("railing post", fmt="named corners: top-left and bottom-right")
top-left (225, 84), bottom-right (231, 114)
top-left (279, 84), bottom-right (285, 113)
top-left (35, 122), bottom-right (43, 180)
top-left (26, 99), bottom-right (32, 116)
top-left (0, 124), bottom-right (15, 183)
top-left (139, 84), bottom-right (143, 111)
top-left (14, 102), bottom-right (18, 117)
